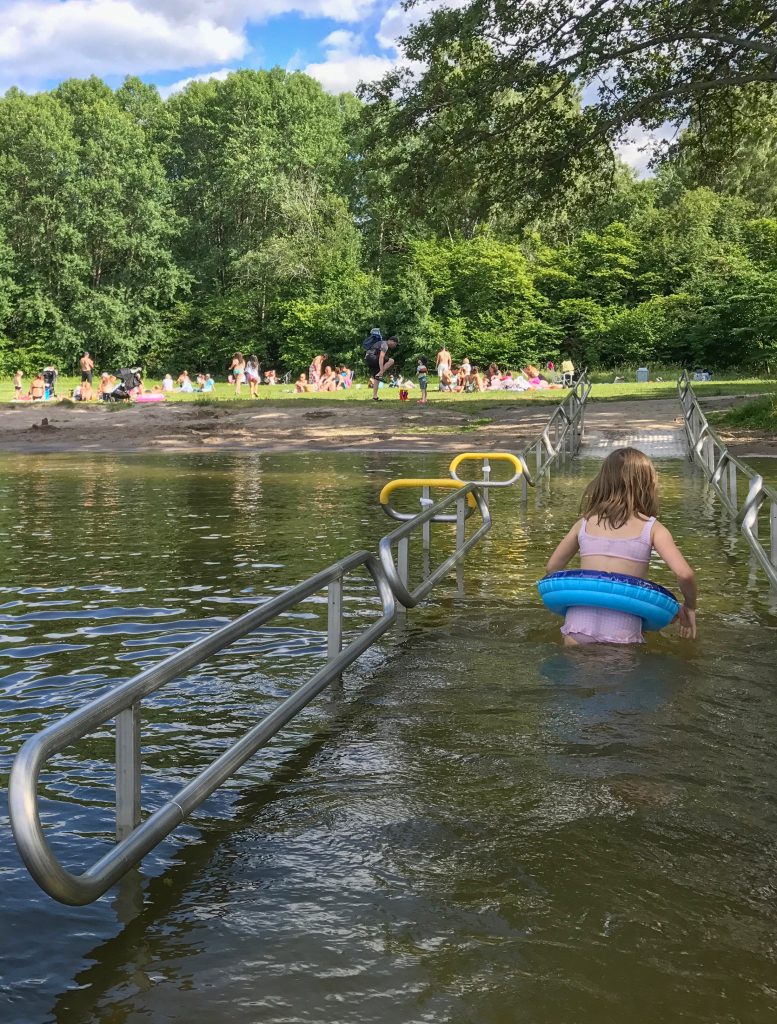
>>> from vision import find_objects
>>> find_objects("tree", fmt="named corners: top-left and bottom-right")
top-left (364, 1), bottom-right (777, 210)
top-left (165, 70), bottom-right (372, 371)
top-left (408, 235), bottom-right (549, 366)
top-left (671, 85), bottom-right (777, 214)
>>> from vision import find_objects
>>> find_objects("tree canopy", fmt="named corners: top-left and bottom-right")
top-left (0, 55), bottom-right (776, 378)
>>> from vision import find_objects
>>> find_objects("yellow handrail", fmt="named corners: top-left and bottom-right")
top-left (379, 478), bottom-right (477, 509)
top-left (448, 452), bottom-right (523, 484)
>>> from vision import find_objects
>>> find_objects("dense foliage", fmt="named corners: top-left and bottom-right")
top-left (1, 61), bottom-right (777, 377)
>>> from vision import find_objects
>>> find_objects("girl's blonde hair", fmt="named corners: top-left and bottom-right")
top-left (581, 447), bottom-right (658, 528)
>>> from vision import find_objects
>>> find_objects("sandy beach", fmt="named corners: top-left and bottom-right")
top-left (0, 393), bottom-right (772, 456)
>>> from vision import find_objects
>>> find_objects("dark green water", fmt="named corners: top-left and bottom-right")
top-left (1, 452), bottom-right (776, 1024)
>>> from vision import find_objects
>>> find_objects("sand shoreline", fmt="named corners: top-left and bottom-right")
top-left (0, 394), bottom-right (774, 457)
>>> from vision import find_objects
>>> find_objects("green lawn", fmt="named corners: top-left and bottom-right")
top-left (3, 375), bottom-right (775, 407)
top-left (709, 395), bottom-right (777, 432)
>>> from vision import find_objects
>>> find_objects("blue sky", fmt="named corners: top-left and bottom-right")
top-left (0, 0), bottom-right (410, 98)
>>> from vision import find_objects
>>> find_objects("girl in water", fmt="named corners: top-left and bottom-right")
top-left (546, 448), bottom-right (697, 645)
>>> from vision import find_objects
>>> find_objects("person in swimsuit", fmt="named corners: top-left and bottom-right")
top-left (308, 353), bottom-right (327, 390)
top-left (229, 352), bottom-right (246, 397)
top-left (435, 345), bottom-right (451, 382)
top-left (245, 355), bottom-right (261, 398)
top-left (546, 447), bottom-right (697, 645)
top-left (30, 374), bottom-right (45, 400)
top-left (80, 352), bottom-right (94, 384)
top-left (13, 370), bottom-right (22, 398)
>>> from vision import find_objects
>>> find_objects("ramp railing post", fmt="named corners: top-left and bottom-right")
top-left (728, 461), bottom-right (737, 507)
top-left (456, 495), bottom-right (466, 550)
top-left (327, 578), bottom-right (343, 660)
top-left (116, 704), bottom-right (141, 842)
top-left (421, 487), bottom-right (432, 553)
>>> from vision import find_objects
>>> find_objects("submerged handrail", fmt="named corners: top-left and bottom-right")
top-left (379, 482), bottom-right (491, 607)
top-left (10, 551), bottom-right (396, 905)
top-left (517, 371), bottom-right (591, 490)
top-left (10, 377), bottom-right (590, 906)
top-left (379, 478), bottom-right (477, 522)
top-left (678, 370), bottom-right (777, 589)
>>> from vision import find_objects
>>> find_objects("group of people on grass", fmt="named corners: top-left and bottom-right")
top-left (295, 353), bottom-right (354, 393)
top-left (358, 333), bottom-right (577, 403)
top-left (13, 365), bottom-right (59, 402)
top-left (227, 353), bottom-right (281, 397)
top-left (433, 347), bottom-right (576, 394)
top-left (9, 335), bottom-right (577, 405)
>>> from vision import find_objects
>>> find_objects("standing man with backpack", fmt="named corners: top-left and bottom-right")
top-left (363, 329), bottom-right (398, 401)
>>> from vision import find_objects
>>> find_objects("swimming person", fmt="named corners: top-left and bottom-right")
top-left (545, 448), bottom-right (697, 646)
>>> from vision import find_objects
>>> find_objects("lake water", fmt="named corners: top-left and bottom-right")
top-left (1, 452), bottom-right (776, 1024)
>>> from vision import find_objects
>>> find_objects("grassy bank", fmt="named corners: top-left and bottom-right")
top-left (709, 395), bottom-right (777, 433)
top-left (2, 375), bottom-right (776, 407)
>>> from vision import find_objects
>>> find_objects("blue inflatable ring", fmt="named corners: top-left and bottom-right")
top-left (537, 570), bottom-right (679, 631)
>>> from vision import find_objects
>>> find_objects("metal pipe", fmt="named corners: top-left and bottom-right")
top-left (9, 551), bottom-right (396, 905)
top-left (115, 704), bottom-right (141, 842)
top-left (678, 372), bottom-right (777, 590)
top-left (327, 579), bottom-right (343, 661)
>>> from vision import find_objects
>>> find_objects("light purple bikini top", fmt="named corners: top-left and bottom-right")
top-left (578, 516), bottom-right (655, 564)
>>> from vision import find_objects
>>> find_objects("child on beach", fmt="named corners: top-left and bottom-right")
top-left (13, 370), bottom-right (22, 399)
top-left (417, 359), bottom-right (429, 403)
top-left (545, 448), bottom-right (697, 646)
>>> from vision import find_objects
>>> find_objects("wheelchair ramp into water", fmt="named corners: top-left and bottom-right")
top-left (579, 399), bottom-right (687, 459)
top-left (581, 428), bottom-right (687, 459)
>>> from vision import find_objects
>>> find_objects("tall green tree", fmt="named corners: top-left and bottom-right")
top-left (165, 69), bottom-right (374, 370)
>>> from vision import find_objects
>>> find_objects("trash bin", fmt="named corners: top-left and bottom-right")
top-left (636, 367), bottom-right (649, 383)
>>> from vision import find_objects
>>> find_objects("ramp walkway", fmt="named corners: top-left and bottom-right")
top-left (578, 397), bottom-right (686, 459)
top-left (9, 380), bottom-right (591, 905)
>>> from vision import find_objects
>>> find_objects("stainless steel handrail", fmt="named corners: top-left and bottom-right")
top-left (10, 379), bottom-right (589, 906)
top-left (379, 483), bottom-right (491, 607)
top-left (678, 370), bottom-right (777, 589)
top-left (10, 551), bottom-right (396, 905)
top-left (516, 371), bottom-right (591, 492)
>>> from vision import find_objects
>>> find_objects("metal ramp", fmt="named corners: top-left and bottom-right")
top-left (579, 426), bottom-right (687, 459)
top-left (9, 378), bottom-right (592, 905)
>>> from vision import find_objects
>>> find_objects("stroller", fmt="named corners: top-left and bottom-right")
top-left (42, 367), bottom-right (58, 399)
top-left (103, 367), bottom-right (142, 401)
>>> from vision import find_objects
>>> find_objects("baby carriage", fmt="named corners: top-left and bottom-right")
top-left (104, 367), bottom-right (142, 401)
top-left (42, 367), bottom-right (58, 399)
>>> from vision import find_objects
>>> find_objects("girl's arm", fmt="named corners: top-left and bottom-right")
top-left (652, 522), bottom-right (697, 639)
top-left (545, 520), bottom-right (582, 574)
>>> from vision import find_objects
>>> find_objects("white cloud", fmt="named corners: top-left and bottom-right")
top-left (158, 67), bottom-right (236, 99)
top-left (0, 0), bottom-right (245, 89)
top-left (303, 2), bottom-right (459, 94)
top-left (320, 29), bottom-right (364, 56)
top-left (0, 0), bottom-right (380, 92)
top-left (305, 52), bottom-right (396, 93)
top-left (616, 122), bottom-right (679, 177)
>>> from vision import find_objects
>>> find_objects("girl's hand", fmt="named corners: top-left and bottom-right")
top-left (677, 605), bottom-right (697, 639)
